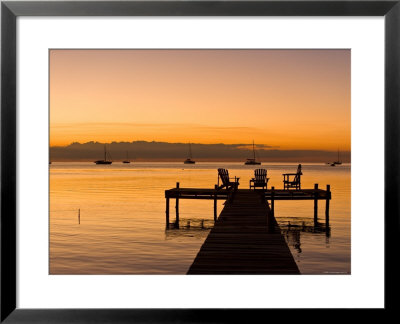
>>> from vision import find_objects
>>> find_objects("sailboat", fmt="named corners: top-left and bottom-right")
top-left (244, 141), bottom-right (261, 165)
top-left (94, 145), bottom-right (112, 164)
top-left (184, 143), bottom-right (196, 164)
top-left (333, 149), bottom-right (342, 165)
top-left (122, 151), bottom-right (130, 164)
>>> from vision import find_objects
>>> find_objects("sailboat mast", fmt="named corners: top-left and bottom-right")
top-left (104, 145), bottom-right (106, 161)
top-left (253, 141), bottom-right (255, 160)
top-left (189, 143), bottom-right (192, 159)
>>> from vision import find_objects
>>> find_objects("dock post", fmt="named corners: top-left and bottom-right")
top-left (325, 184), bottom-right (330, 228)
top-left (314, 183), bottom-right (318, 224)
top-left (271, 186), bottom-right (275, 217)
top-left (175, 182), bottom-right (180, 228)
top-left (166, 198), bottom-right (170, 229)
top-left (214, 185), bottom-right (218, 222)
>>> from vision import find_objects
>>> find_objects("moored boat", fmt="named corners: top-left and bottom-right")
top-left (184, 143), bottom-right (196, 164)
top-left (122, 151), bottom-right (130, 164)
top-left (94, 145), bottom-right (112, 164)
top-left (244, 141), bottom-right (261, 165)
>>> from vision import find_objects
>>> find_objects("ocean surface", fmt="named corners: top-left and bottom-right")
top-left (49, 162), bottom-right (351, 274)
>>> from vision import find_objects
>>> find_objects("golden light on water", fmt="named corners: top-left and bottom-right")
top-left (50, 163), bottom-right (351, 274)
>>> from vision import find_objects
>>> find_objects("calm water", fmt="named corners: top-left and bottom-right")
top-left (50, 162), bottom-right (351, 274)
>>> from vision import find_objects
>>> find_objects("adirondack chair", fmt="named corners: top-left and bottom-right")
top-left (249, 169), bottom-right (269, 190)
top-left (282, 164), bottom-right (302, 190)
top-left (217, 168), bottom-right (240, 190)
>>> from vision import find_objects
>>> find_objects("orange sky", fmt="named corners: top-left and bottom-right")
top-left (50, 49), bottom-right (350, 151)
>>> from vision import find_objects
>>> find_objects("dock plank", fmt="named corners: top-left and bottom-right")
top-left (187, 190), bottom-right (300, 274)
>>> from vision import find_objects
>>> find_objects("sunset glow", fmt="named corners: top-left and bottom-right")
top-left (50, 49), bottom-right (350, 152)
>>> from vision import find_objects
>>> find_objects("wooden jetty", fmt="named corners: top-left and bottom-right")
top-left (164, 182), bottom-right (331, 274)
top-left (187, 190), bottom-right (299, 274)
top-left (165, 183), bottom-right (331, 228)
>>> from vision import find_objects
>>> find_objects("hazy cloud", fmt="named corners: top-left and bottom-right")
top-left (50, 141), bottom-right (350, 162)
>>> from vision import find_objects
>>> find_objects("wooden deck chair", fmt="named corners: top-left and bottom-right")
top-left (217, 168), bottom-right (240, 190)
top-left (282, 164), bottom-right (302, 190)
top-left (250, 168), bottom-right (269, 190)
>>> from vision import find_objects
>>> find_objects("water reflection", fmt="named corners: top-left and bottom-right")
top-left (279, 218), bottom-right (330, 254)
top-left (165, 215), bottom-right (331, 253)
top-left (165, 218), bottom-right (212, 240)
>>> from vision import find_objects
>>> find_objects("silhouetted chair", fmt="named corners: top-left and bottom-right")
top-left (250, 169), bottom-right (269, 190)
top-left (217, 168), bottom-right (239, 190)
top-left (283, 164), bottom-right (302, 190)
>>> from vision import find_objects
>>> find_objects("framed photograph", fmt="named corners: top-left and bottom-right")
top-left (1, 0), bottom-right (398, 321)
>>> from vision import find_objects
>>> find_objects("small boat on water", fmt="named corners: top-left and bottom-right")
top-left (94, 145), bottom-right (112, 165)
top-left (244, 141), bottom-right (261, 165)
top-left (184, 143), bottom-right (195, 164)
top-left (184, 158), bottom-right (195, 164)
top-left (332, 149), bottom-right (342, 165)
top-left (122, 151), bottom-right (130, 164)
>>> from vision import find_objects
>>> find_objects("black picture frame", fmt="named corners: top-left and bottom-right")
top-left (1, 0), bottom-right (398, 322)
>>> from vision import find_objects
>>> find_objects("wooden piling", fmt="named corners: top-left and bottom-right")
top-left (175, 199), bottom-right (179, 228)
top-left (166, 198), bottom-right (170, 228)
top-left (214, 185), bottom-right (218, 222)
top-left (314, 183), bottom-right (318, 223)
top-left (271, 186), bottom-right (275, 217)
top-left (326, 184), bottom-right (330, 227)
top-left (213, 198), bottom-right (217, 222)
top-left (175, 182), bottom-right (180, 228)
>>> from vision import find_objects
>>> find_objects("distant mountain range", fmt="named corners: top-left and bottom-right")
top-left (49, 141), bottom-right (350, 162)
